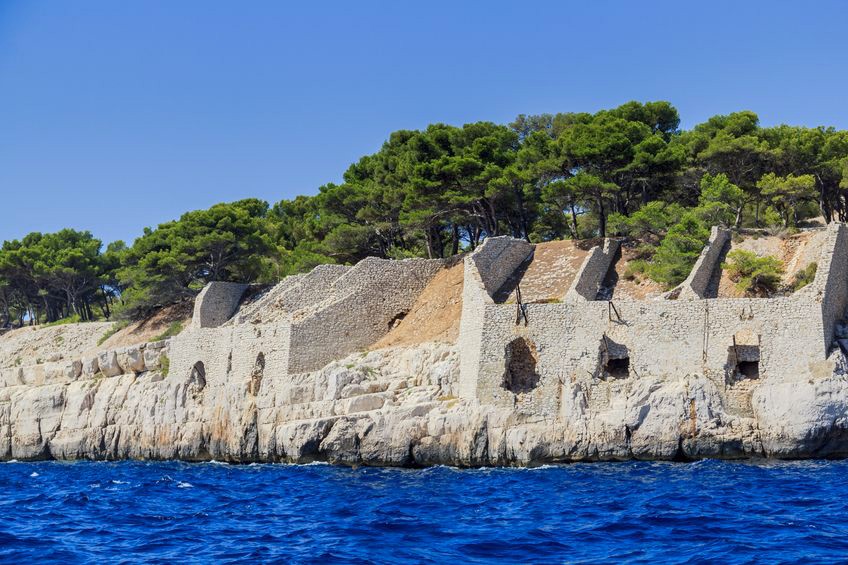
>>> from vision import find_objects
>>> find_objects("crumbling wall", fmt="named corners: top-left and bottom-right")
top-left (168, 323), bottom-right (289, 397)
top-left (468, 237), bottom-right (534, 298)
top-left (812, 223), bottom-right (848, 351)
top-left (471, 295), bottom-right (825, 416)
top-left (458, 237), bottom-right (533, 400)
top-left (286, 257), bottom-right (444, 374)
top-left (672, 227), bottom-right (731, 300)
top-left (191, 282), bottom-right (249, 328)
top-left (275, 264), bottom-right (351, 316)
top-left (565, 239), bottom-right (620, 302)
top-left (228, 274), bottom-right (307, 325)
top-left (0, 340), bottom-right (170, 388)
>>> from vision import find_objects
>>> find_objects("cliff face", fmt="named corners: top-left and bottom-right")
top-left (2, 225), bottom-right (848, 466)
top-left (3, 339), bottom-right (848, 466)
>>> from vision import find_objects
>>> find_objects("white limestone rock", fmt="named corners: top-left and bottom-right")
top-left (116, 346), bottom-right (146, 374)
top-left (97, 350), bottom-right (122, 377)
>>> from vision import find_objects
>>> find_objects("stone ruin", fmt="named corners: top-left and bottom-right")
top-left (3, 222), bottom-right (846, 431)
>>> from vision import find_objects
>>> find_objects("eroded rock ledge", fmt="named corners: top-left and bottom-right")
top-left (2, 341), bottom-right (848, 466)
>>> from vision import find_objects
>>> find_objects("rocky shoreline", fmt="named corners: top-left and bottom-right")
top-left (3, 341), bottom-right (848, 466)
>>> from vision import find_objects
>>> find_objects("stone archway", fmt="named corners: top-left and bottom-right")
top-left (190, 361), bottom-right (207, 390)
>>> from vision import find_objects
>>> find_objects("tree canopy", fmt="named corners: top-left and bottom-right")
top-left (4, 100), bottom-right (848, 326)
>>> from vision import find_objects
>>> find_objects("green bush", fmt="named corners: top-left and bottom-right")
top-left (159, 354), bottom-right (170, 377)
top-left (623, 259), bottom-right (649, 281)
top-left (722, 250), bottom-right (784, 296)
top-left (44, 314), bottom-right (82, 327)
top-left (646, 213), bottom-right (711, 288)
top-left (791, 262), bottom-right (817, 291)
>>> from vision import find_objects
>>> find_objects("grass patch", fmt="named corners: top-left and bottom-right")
top-left (43, 314), bottom-right (81, 327)
top-left (159, 354), bottom-right (170, 377)
top-left (791, 262), bottom-right (817, 292)
top-left (97, 321), bottom-right (128, 346)
top-left (152, 321), bottom-right (184, 342)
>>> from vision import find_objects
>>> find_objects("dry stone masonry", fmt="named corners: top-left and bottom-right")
top-left (2, 225), bottom-right (848, 465)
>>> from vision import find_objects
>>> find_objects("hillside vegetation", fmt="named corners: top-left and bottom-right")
top-left (3, 101), bottom-right (848, 326)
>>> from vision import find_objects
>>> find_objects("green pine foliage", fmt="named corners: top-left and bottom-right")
top-left (722, 250), bottom-right (785, 296)
top-left (791, 262), bottom-right (818, 291)
top-left (3, 101), bottom-right (848, 325)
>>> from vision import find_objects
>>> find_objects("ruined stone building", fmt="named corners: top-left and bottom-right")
top-left (1, 223), bottom-right (846, 464)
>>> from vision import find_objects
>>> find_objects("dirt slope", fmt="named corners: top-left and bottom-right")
top-left (495, 240), bottom-right (592, 303)
top-left (716, 231), bottom-right (823, 298)
top-left (372, 261), bottom-right (465, 349)
top-left (95, 302), bottom-right (192, 351)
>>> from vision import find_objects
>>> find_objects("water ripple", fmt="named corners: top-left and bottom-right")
top-left (1, 460), bottom-right (848, 562)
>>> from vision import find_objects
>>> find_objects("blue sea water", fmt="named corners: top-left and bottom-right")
top-left (1, 460), bottom-right (848, 563)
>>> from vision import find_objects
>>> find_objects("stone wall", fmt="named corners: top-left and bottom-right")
top-left (463, 225), bottom-right (848, 419)
top-left (564, 239), bottom-right (620, 302)
top-left (458, 237), bottom-right (534, 400)
top-left (467, 236), bottom-right (534, 298)
top-left (672, 226), bottom-right (730, 300)
top-left (228, 275), bottom-right (307, 325)
top-left (275, 264), bottom-right (351, 316)
top-left (287, 257), bottom-right (444, 374)
top-left (812, 223), bottom-right (848, 352)
top-left (173, 256), bottom-right (444, 385)
top-left (0, 340), bottom-right (170, 388)
top-left (471, 295), bottom-right (826, 417)
top-left (191, 282), bottom-right (249, 328)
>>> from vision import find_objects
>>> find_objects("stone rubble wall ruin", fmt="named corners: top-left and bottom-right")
top-left (564, 239), bottom-right (621, 302)
top-left (458, 223), bottom-right (848, 420)
top-left (168, 256), bottom-right (445, 391)
top-left (191, 282), bottom-right (249, 328)
top-left (671, 226), bottom-right (731, 300)
top-left (457, 237), bottom-right (533, 399)
top-left (2, 223), bottom-right (848, 464)
top-left (286, 257), bottom-right (444, 373)
top-left (810, 223), bottom-right (848, 352)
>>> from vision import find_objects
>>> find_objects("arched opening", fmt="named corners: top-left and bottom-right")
top-left (249, 352), bottom-right (265, 396)
top-left (728, 345), bottom-right (760, 383)
top-left (727, 331), bottom-right (761, 384)
top-left (190, 361), bottom-right (206, 390)
top-left (503, 336), bottom-right (540, 394)
top-left (600, 335), bottom-right (630, 379)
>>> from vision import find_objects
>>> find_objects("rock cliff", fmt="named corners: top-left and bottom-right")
top-left (3, 339), bottom-right (848, 466)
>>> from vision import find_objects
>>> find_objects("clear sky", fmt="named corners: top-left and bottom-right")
top-left (1, 0), bottom-right (846, 245)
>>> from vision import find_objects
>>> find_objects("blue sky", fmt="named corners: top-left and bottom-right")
top-left (1, 0), bottom-right (846, 245)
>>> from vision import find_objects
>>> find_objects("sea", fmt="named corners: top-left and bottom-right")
top-left (1, 459), bottom-right (847, 563)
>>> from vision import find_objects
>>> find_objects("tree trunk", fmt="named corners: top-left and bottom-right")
top-left (570, 205), bottom-right (579, 239)
top-left (597, 195), bottom-right (607, 238)
top-left (451, 224), bottom-right (460, 256)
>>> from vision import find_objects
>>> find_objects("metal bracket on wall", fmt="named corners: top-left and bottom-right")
top-left (608, 301), bottom-right (622, 323)
top-left (515, 284), bottom-right (528, 326)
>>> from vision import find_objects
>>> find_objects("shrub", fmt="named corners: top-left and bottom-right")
top-left (722, 250), bottom-right (784, 296)
top-left (159, 354), bottom-right (170, 377)
top-left (623, 259), bottom-right (649, 281)
top-left (791, 262), bottom-right (817, 291)
top-left (44, 314), bottom-right (81, 327)
top-left (646, 213), bottom-right (711, 287)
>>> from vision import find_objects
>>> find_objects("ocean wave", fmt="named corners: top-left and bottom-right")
top-left (1, 460), bottom-right (848, 562)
